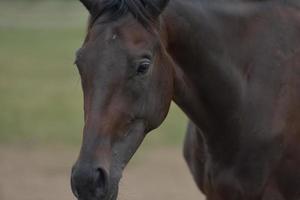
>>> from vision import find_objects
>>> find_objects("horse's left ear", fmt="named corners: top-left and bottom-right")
top-left (146, 0), bottom-right (170, 18)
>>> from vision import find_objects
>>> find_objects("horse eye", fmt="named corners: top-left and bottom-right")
top-left (136, 60), bottom-right (151, 75)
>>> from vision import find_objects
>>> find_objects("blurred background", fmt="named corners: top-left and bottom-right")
top-left (0, 0), bottom-right (203, 199)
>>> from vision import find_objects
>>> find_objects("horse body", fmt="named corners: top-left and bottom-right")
top-left (71, 0), bottom-right (300, 199)
top-left (165, 1), bottom-right (300, 199)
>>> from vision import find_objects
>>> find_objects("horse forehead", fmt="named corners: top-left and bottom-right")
top-left (118, 22), bottom-right (156, 49)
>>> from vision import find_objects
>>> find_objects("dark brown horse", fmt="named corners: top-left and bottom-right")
top-left (70, 0), bottom-right (300, 199)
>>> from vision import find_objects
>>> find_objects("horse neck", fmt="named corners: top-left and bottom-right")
top-left (162, 1), bottom-right (248, 161)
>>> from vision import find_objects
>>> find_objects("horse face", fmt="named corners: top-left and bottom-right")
top-left (71, 1), bottom-right (172, 200)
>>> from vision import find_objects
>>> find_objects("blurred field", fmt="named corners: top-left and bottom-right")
top-left (0, 145), bottom-right (204, 200)
top-left (0, 1), bottom-right (204, 200)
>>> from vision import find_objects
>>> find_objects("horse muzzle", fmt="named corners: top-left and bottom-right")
top-left (71, 163), bottom-right (118, 200)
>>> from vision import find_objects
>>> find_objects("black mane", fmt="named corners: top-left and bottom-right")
top-left (89, 0), bottom-right (158, 28)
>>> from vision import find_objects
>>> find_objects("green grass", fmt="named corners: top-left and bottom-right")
top-left (0, 1), bottom-right (187, 147)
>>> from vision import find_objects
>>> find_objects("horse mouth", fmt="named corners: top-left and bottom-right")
top-left (77, 193), bottom-right (117, 200)
top-left (108, 191), bottom-right (118, 200)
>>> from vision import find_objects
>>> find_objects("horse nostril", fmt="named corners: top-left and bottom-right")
top-left (95, 167), bottom-right (109, 197)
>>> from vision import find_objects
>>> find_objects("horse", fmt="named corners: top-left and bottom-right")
top-left (70, 0), bottom-right (300, 199)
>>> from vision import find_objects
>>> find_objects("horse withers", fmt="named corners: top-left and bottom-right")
top-left (71, 0), bottom-right (300, 199)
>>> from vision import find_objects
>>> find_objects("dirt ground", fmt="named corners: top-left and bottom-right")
top-left (0, 145), bottom-right (205, 200)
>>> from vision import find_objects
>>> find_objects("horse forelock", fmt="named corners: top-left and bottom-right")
top-left (87, 0), bottom-right (159, 30)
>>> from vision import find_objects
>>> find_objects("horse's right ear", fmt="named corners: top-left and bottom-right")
top-left (79, 0), bottom-right (102, 16)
